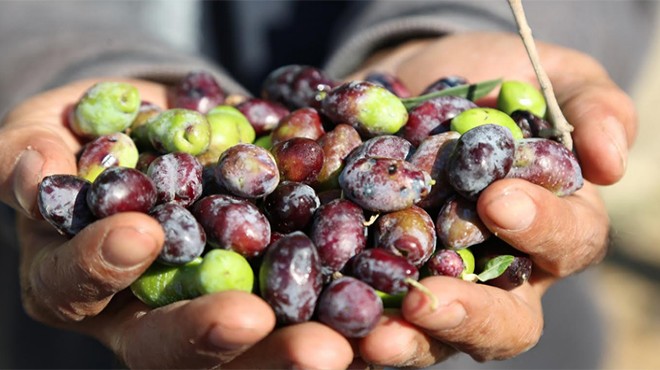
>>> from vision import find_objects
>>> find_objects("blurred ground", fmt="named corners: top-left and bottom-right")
top-left (597, 7), bottom-right (660, 369)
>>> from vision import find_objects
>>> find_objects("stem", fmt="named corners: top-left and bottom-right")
top-left (363, 213), bottom-right (380, 227)
top-left (460, 273), bottom-right (480, 283)
top-left (507, 0), bottom-right (574, 150)
top-left (405, 278), bottom-right (439, 311)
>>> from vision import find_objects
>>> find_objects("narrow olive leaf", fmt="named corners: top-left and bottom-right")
top-left (401, 78), bottom-right (502, 111)
top-left (476, 255), bottom-right (515, 282)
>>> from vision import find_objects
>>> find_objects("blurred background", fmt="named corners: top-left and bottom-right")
top-left (596, 7), bottom-right (660, 369)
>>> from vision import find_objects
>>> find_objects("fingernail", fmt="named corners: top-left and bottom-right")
top-left (13, 149), bottom-right (45, 216)
top-left (206, 324), bottom-right (249, 351)
top-left (484, 188), bottom-right (536, 231)
top-left (406, 291), bottom-right (466, 330)
top-left (102, 227), bottom-right (159, 269)
top-left (434, 301), bottom-right (467, 330)
top-left (602, 116), bottom-right (628, 173)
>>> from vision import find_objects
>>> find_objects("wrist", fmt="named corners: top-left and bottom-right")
top-left (347, 38), bottom-right (437, 82)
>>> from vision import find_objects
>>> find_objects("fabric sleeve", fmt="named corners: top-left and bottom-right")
top-left (0, 1), bottom-right (247, 118)
top-left (323, 1), bottom-right (515, 78)
top-left (323, 0), bottom-right (658, 90)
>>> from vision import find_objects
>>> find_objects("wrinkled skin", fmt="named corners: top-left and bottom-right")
top-left (0, 31), bottom-right (636, 369)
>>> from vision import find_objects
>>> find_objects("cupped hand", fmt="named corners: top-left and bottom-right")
top-left (348, 31), bottom-right (636, 367)
top-left (0, 79), bottom-right (355, 369)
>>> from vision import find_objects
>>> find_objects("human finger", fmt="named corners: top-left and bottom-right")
top-left (553, 75), bottom-right (637, 185)
top-left (477, 179), bottom-right (609, 279)
top-left (357, 310), bottom-right (456, 368)
top-left (90, 291), bottom-right (276, 369)
top-left (18, 211), bottom-right (164, 325)
top-left (401, 276), bottom-right (543, 363)
top-left (224, 321), bottom-right (355, 370)
top-left (0, 124), bottom-right (78, 218)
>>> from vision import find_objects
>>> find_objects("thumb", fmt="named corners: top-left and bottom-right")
top-left (0, 124), bottom-right (78, 218)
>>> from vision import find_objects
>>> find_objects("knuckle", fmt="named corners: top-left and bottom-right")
top-left (470, 315), bottom-right (544, 362)
top-left (25, 247), bottom-right (114, 323)
top-left (547, 224), bottom-right (609, 278)
top-left (20, 267), bottom-right (87, 324)
top-left (515, 317), bottom-right (544, 357)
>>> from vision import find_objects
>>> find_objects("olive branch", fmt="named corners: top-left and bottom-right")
top-left (508, 0), bottom-right (574, 150)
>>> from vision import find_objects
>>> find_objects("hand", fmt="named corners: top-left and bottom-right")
top-left (0, 79), bottom-right (357, 369)
top-left (348, 31), bottom-right (636, 367)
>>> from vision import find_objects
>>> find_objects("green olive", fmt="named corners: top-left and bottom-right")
top-left (195, 249), bottom-right (254, 295)
top-left (77, 132), bottom-right (139, 182)
top-left (450, 107), bottom-right (523, 140)
top-left (497, 80), bottom-right (547, 118)
top-left (130, 249), bottom-right (254, 308)
top-left (147, 109), bottom-right (211, 155)
top-left (456, 248), bottom-right (475, 276)
top-left (71, 82), bottom-right (141, 138)
top-left (130, 258), bottom-right (202, 308)
top-left (253, 134), bottom-right (273, 150)
top-left (357, 84), bottom-right (409, 136)
top-left (197, 105), bottom-right (256, 166)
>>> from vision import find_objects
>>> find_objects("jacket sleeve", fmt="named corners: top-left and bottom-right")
top-left (323, 0), bottom-right (658, 90)
top-left (0, 1), bottom-right (247, 119)
top-left (323, 1), bottom-right (515, 78)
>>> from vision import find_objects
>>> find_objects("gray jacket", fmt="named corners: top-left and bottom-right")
top-left (0, 1), bottom-right (656, 116)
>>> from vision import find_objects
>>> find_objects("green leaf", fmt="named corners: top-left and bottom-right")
top-left (401, 78), bottom-right (503, 111)
top-left (476, 255), bottom-right (515, 282)
top-left (376, 290), bottom-right (405, 308)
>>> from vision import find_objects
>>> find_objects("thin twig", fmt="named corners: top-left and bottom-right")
top-left (508, 0), bottom-right (574, 150)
